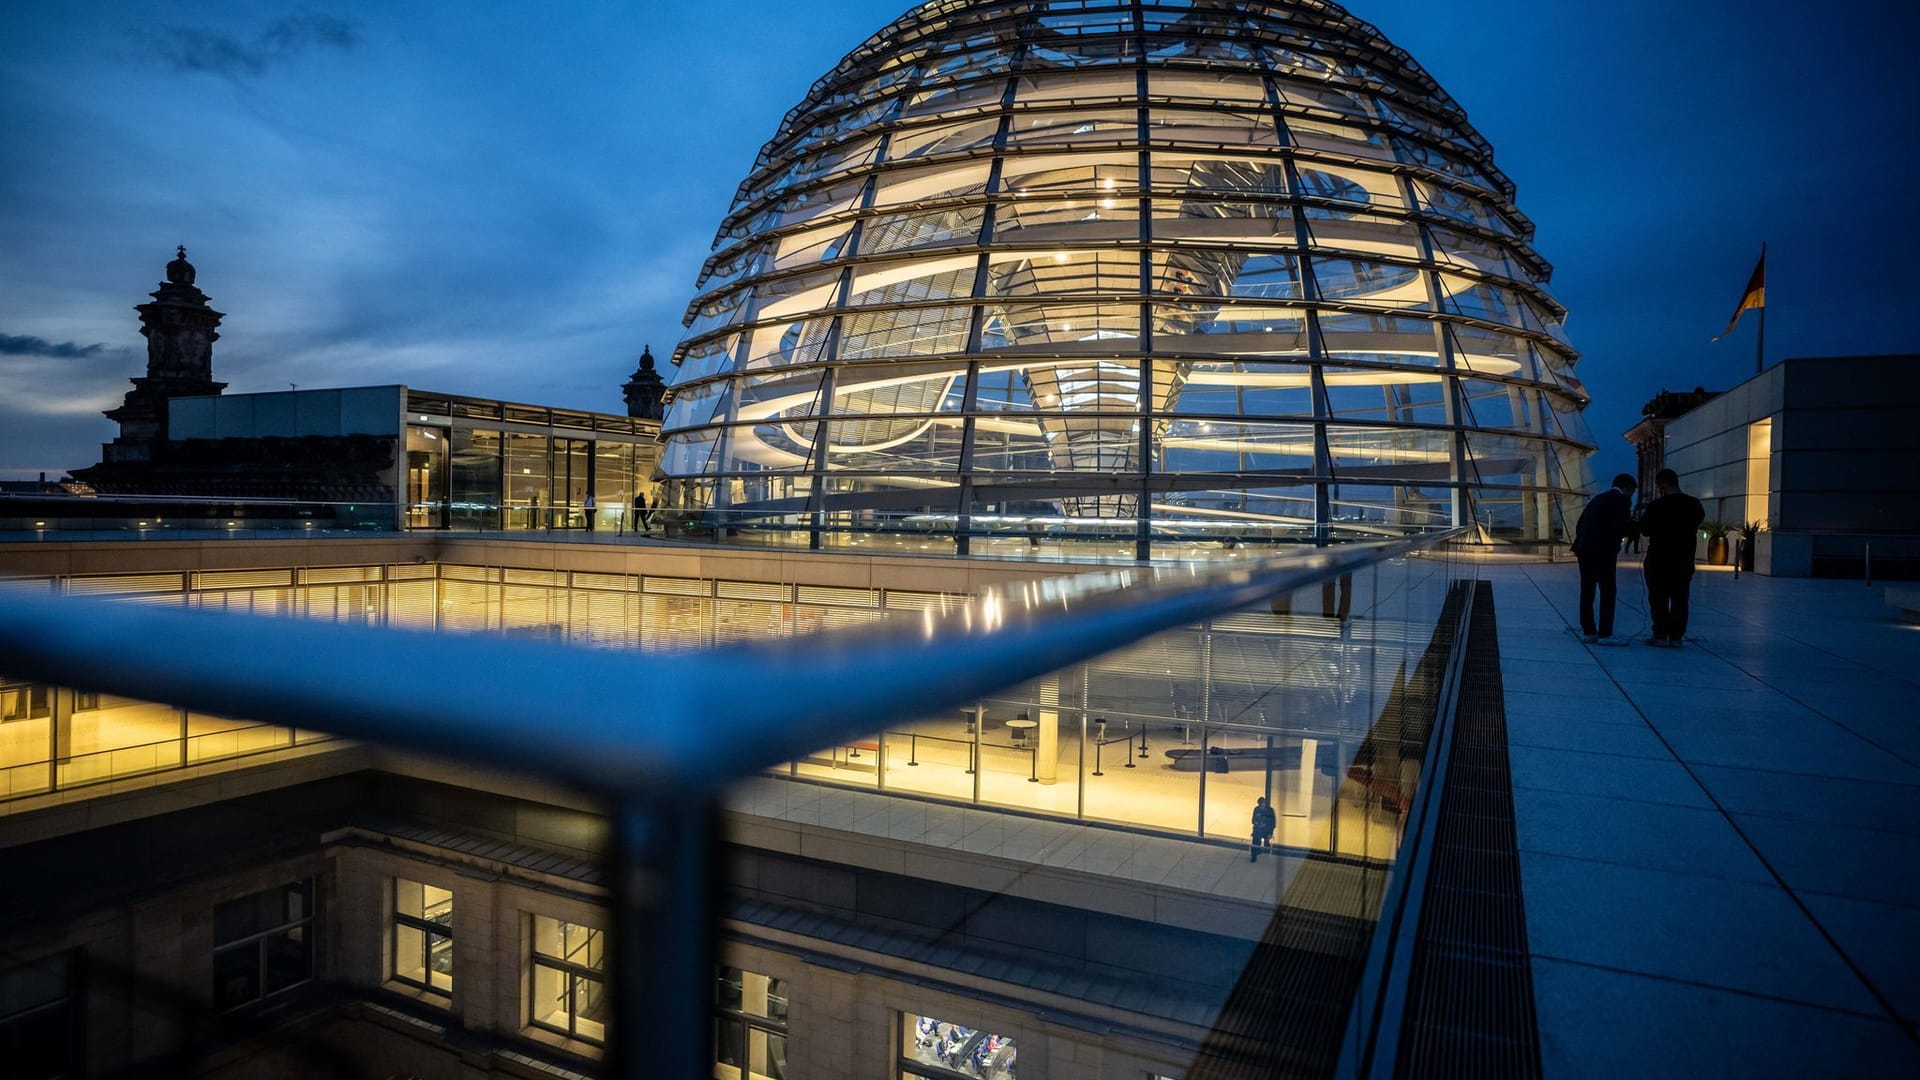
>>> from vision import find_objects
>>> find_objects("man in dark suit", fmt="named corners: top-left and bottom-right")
top-left (1638, 468), bottom-right (1706, 647)
top-left (1570, 473), bottom-right (1638, 643)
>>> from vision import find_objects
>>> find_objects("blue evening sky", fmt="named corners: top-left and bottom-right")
top-left (2, 0), bottom-right (1914, 481)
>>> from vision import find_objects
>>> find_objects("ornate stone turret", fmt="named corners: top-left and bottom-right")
top-left (97, 246), bottom-right (228, 465)
top-left (622, 344), bottom-right (665, 421)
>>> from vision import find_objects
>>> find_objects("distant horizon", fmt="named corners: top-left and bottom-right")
top-left (4, 0), bottom-right (1915, 481)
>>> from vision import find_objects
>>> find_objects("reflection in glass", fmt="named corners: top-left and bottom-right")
top-left (902, 1013), bottom-right (1018, 1080)
top-left (212, 880), bottom-right (314, 1012)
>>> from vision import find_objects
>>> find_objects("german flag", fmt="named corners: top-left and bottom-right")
top-left (1712, 244), bottom-right (1766, 341)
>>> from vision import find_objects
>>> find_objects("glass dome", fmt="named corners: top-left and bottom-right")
top-left (659, 0), bottom-right (1595, 558)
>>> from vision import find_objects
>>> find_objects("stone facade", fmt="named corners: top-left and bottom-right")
top-left (95, 247), bottom-right (228, 468)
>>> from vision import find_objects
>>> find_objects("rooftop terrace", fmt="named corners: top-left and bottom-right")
top-left (1482, 560), bottom-right (1920, 1073)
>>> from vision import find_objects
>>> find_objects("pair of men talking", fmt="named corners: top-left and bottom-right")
top-left (1571, 469), bottom-right (1704, 646)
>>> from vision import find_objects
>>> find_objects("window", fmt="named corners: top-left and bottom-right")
top-left (0, 951), bottom-right (80, 1080)
top-left (211, 880), bottom-right (314, 1012)
top-left (392, 879), bottom-right (453, 995)
top-left (530, 915), bottom-right (604, 1043)
top-left (901, 1012), bottom-right (1018, 1080)
top-left (715, 966), bottom-right (788, 1080)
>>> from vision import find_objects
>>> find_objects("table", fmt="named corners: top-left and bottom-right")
top-left (1004, 717), bottom-right (1038, 748)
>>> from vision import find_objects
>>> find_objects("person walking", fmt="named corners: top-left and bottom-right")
top-left (1571, 473), bottom-right (1638, 644)
top-left (1250, 796), bottom-right (1276, 862)
top-left (1638, 468), bottom-right (1705, 647)
top-left (583, 491), bottom-right (597, 532)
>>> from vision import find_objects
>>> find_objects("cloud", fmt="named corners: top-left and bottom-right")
top-left (150, 12), bottom-right (359, 79)
top-left (0, 333), bottom-right (113, 360)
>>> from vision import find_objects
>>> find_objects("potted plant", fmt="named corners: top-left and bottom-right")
top-left (1738, 520), bottom-right (1764, 571)
top-left (1702, 520), bottom-right (1733, 566)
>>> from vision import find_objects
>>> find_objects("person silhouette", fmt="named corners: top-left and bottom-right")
top-left (1250, 796), bottom-right (1276, 861)
top-left (1571, 473), bottom-right (1638, 643)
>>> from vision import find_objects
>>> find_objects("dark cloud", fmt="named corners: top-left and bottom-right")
top-left (151, 12), bottom-right (359, 79)
top-left (0, 333), bottom-right (114, 360)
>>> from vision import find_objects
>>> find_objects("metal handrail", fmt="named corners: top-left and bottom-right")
top-left (0, 526), bottom-right (1465, 1077)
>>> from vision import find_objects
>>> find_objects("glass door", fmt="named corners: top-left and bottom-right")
top-left (555, 439), bottom-right (592, 529)
top-left (405, 425), bottom-right (451, 529)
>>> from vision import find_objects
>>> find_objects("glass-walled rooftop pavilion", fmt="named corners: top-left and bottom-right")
top-left (1, 533), bottom-right (1463, 867)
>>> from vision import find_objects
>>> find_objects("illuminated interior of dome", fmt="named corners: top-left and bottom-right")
top-left (659, 0), bottom-right (1596, 557)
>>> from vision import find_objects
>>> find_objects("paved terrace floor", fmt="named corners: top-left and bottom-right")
top-left (1482, 559), bottom-right (1920, 1076)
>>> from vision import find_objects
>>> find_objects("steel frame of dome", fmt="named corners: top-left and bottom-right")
top-left (660, 0), bottom-right (1596, 559)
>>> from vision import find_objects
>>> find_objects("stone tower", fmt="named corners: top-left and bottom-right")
top-left (98, 246), bottom-right (227, 464)
top-left (621, 344), bottom-right (665, 421)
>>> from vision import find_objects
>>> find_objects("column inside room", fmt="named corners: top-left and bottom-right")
top-left (1035, 675), bottom-right (1059, 785)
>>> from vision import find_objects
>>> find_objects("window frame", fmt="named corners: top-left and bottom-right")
top-left (390, 878), bottom-right (454, 997)
top-left (210, 879), bottom-right (315, 1014)
top-left (528, 914), bottom-right (606, 1045)
top-left (714, 965), bottom-right (790, 1080)
top-left (0, 950), bottom-right (83, 1080)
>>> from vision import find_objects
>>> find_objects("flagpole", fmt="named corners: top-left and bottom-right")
top-left (1755, 241), bottom-right (1767, 375)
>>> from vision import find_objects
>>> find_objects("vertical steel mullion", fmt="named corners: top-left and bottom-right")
top-left (955, 77), bottom-right (1020, 556)
top-left (1198, 621), bottom-right (1213, 837)
top-left (955, 357), bottom-right (983, 554)
top-left (972, 700), bottom-right (984, 804)
top-left (49, 684), bottom-right (68, 794)
top-left (1404, 176), bottom-right (1470, 530)
top-left (1077, 663), bottom-right (1089, 820)
top-left (804, 147), bottom-right (890, 550)
top-left (1268, 80), bottom-right (1335, 545)
top-left (805, 367), bottom-right (839, 550)
top-left (1133, 19), bottom-right (1154, 561)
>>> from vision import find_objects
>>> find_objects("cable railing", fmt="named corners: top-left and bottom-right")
top-left (0, 526), bottom-right (1470, 1078)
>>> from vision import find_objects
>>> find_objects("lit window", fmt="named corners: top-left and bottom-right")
top-left (392, 879), bottom-right (453, 995)
top-left (901, 1012), bottom-right (1018, 1080)
top-left (530, 915), bottom-right (604, 1043)
top-left (715, 966), bottom-right (788, 1080)
top-left (211, 880), bottom-right (314, 1012)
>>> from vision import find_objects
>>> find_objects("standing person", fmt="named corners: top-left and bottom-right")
top-left (583, 490), bottom-right (596, 532)
top-left (1638, 468), bottom-right (1706, 647)
top-left (1250, 796), bottom-right (1276, 862)
top-left (1571, 473), bottom-right (1638, 644)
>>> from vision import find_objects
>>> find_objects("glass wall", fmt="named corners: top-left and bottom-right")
top-left (555, 439), bottom-right (591, 529)
top-left (595, 442), bottom-right (637, 533)
top-left (405, 425), bottom-right (450, 529)
top-left (505, 433), bottom-right (551, 530)
top-left (2, 547), bottom-right (1462, 859)
top-left (403, 391), bottom-right (661, 535)
top-left (660, 0), bottom-right (1596, 553)
top-left (436, 429), bottom-right (657, 534)
top-left (0, 675), bottom-right (51, 799)
top-left (451, 428), bottom-right (502, 531)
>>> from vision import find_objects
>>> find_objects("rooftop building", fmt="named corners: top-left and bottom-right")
top-left (1650, 355), bottom-right (1920, 579)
